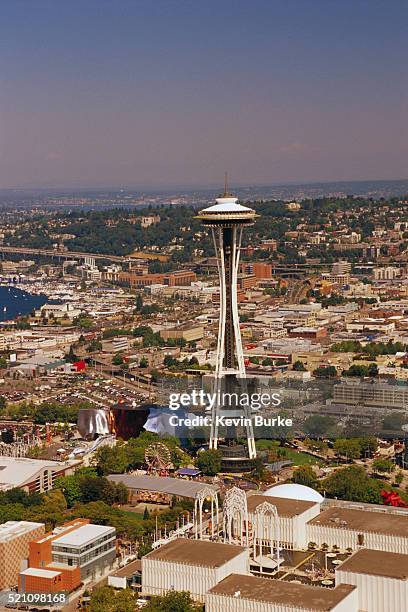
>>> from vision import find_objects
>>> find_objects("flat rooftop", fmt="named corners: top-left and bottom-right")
top-left (337, 548), bottom-right (408, 580)
top-left (108, 474), bottom-right (218, 499)
top-left (52, 524), bottom-right (115, 548)
top-left (247, 495), bottom-right (317, 517)
top-left (0, 521), bottom-right (43, 543)
top-left (208, 574), bottom-right (355, 610)
top-left (20, 567), bottom-right (61, 579)
top-left (144, 538), bottom-right (245, 568)
top-left (309, 506), bottom-right (408, 538)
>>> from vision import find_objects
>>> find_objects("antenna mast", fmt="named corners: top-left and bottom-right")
top-left (224, 171), bottom-right (229, 197)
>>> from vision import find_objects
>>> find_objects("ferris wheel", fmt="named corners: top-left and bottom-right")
top-left (144, 442), bottom-right (172, 476)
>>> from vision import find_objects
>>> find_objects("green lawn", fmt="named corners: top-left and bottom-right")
top-left (282, 448), bottom-right (323, 466)
top-left (119, 509), bottom-right (144, 519)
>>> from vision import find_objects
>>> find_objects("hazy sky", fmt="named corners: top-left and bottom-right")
top-left (1, 0), bottom-right (407, 189)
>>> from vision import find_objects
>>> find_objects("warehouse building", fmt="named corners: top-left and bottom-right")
top-left (206, 574), bottom-right (357, 612)
top-left (307, 506), bottom-right (408, 554)
top-left (142, 538), bottom-right (249, 602)
top-left (335, 549), bottom-right (408, 612)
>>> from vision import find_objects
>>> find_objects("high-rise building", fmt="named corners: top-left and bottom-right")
top-left (197, 188), bottom-right (258, 459)
top-left (332, 261), bottom-right (352, 275)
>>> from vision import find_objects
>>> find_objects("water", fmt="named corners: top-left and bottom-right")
top-left (0, 285), bottom-right (48, 321)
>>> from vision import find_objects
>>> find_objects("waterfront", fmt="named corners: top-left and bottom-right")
top-left (0, 285), bottom-right (48, 321)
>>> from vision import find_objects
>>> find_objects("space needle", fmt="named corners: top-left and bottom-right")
top-left (197, 177), bottom-right (258, 460)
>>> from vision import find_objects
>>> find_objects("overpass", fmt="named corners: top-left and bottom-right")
top-left (0, 245), bottom-right (125, 263)
top-left (286, 275), bottom-right (319, 303)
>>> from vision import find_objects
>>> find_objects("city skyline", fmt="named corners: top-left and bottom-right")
top-left (1, 0), bottom-right (407, 189)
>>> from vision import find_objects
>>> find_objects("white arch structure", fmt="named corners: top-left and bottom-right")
top-left (252, 500), bottom-right (281, 570)
top-left (223, 486), bottom-right (249, 547)
top-left (194, 486), bottom-right (219, 540)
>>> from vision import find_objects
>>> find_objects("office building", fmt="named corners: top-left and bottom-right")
top-left (332, 381), bottom-right (408, 409)
top-left (19, 519), bottom-right (116, 593)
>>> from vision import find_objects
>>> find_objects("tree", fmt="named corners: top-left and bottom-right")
top-left (76, 317), bottom-right (94, 330)
top-left (372, 458), bottom-right (395, 474)
top-left (333, 438), bottom-right (362, 460)
top-left (293, 360), bottom-right (306, 371)
top-left (140, 304), bottom-right (160, 316)
top-left (322, 465), bottom-right (383, 504)
top-left (114, 482), bottom-right (129, 504)
top-left (54, 474), bottom-right (82, 507)
top-left (138, 541), bottom-right (153, 557)
top-left (87, 339), bottom-right (102, 352)
top-left (112, 353), bottom-right (124, 366)
top-left (150, 368), bottom-right (160, 383)
top-left (35, 489), bottom-right (68, 528)
top-left (252, 457), bottom-right (266, 480)
top-left (65, 346), bottom-right (79, 363)
top-left (144, 591), bottom-right (202, 612)
top-left (164, 355), bottom-right (177, 367)
top-left (196, 449), bottom-right (222, 476)
top-left (292, 465), bottom-right (318, 489)
top-left (359, 436), bottom-right (378, 457)
top-left (90, 585), bottom-right (135, 612)
top-left (139, 356), bottom-right (149, 368)
top-left (78, 476), bottom-right (123, 504)
top-left (313, 365), bottom-right (337, 378)
top-left (135, 293), bottom-right (143, 312)
top-left (95, 444), bottom-right (128, 476)
top-left (395, 471), bottom-right (404, 485)
top-left (343, 364), bottom-right (378, 378)
top-left (143, 506), bottom-right (150, 520)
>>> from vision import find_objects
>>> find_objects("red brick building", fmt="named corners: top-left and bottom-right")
top-left (19, 519), bottom-right (116, 594)
top-left (241, 262), bottom-right (273, 280)
top-left (119, 270), bottom-right (196, 288)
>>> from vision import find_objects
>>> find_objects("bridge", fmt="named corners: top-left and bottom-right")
top-left (0, 245), bottom-right (125, 263)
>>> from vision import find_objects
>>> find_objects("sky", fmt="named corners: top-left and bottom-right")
top-left (0, 0), bottom-right (407, 189)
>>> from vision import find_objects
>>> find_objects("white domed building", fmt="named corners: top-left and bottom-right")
top-left (264, 483), bottom-right (324, 504)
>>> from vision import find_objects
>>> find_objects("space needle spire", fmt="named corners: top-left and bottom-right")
top-left (197, 180), bottom-right (258, 460)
